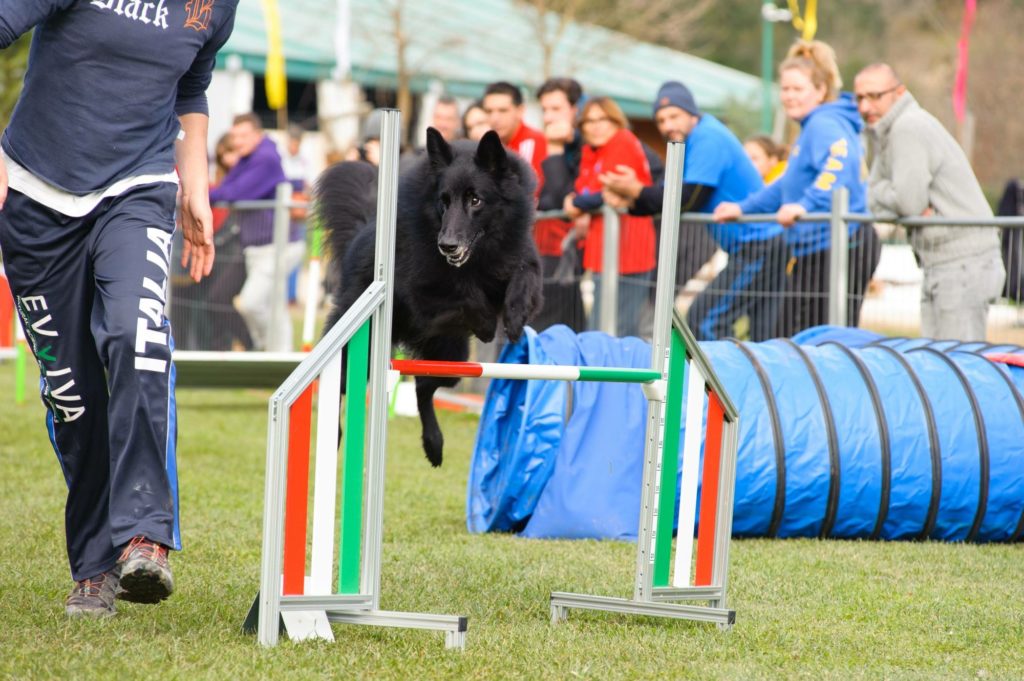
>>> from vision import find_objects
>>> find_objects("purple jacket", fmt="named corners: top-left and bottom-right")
top-left (211, 136), bottom-right (289, 247)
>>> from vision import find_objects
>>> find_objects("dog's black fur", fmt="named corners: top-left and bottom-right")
top-left (315, 128), bottom-right (543, 467)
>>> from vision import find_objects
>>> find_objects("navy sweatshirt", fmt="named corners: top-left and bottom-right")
top-left (0, 0), bottom-right (238, 194)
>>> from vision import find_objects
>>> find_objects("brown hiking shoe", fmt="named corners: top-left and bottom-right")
top-left (66, 566), bottom-right (120, 619)
top-left (117, 536), bottom-right (174, 604)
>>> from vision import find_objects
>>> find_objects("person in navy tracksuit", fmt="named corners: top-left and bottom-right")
top-left (0, 0), bottom-right (238, 618)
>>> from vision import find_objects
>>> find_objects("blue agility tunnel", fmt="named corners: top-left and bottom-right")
top-left (466, 326), bottom-right (1024, 542)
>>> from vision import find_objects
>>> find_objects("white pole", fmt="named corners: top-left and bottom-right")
top-left (362, 109), bottom-right (401, 609)
top-left (673, 360), bottom-right (706, 587)
top-left (309, 352), bottom-right (342, 594)
top-left (301, 257), bottom-right (321, 350)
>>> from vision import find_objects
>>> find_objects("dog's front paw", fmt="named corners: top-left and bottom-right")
top-left (504, 306), bottom-right (527, 343)
top-left (474, 325), bottom-right (496, 344)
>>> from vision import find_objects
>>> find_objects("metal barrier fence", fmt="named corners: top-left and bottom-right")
top-left (167, 185), bottom-right (1024, 364)
top-left (537, 192), bottom-right (1024, 344)
top-left (169, 183), bottom-right (313, 354)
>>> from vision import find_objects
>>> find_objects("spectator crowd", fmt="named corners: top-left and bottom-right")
top-left (181, 37), bottom-right (1008, 350)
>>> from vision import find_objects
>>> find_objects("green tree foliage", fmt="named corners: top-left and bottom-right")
top-left (0, 33), bottom-right (32, 129)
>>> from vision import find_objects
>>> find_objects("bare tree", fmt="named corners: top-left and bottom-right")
top-left (516, 0), bottom-right (713, 88)
top-left (578, 0), bottom-right (715, 52)
top-left (362, 0), bottom-right (466, 146)
top-left (387, 0), bottom-right (413, 144)
top-left (516, 0), bottom-right (582, 80)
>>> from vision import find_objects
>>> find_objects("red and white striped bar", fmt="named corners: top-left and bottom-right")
top-left (391, 359), bottom-right (661, 384)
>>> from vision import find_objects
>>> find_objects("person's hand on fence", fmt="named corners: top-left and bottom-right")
top-left (599, 164), bottom-right (644, 200)
top-left (0, 154), bottom-right (7, 210)
top-left (572, 213), bottom-right (591, 238)
top-left (563, 193), bottom-right (583, 219)
top-left (179, 190), bottom-right (215, 283)
top-left (776, 203), bottom-right (806, 227)
top-left (551, 230), bottom-right (581, 285)
top-left (713, 201), bottom-right (742, 222)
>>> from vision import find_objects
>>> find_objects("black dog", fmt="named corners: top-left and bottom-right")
top-left (315, 128), bottom-right (543, 467)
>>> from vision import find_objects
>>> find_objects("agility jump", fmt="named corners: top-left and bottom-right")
top-left (247, 109), bottom-right (740, 649)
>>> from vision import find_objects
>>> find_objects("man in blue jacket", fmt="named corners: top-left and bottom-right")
top-left (0, 0), bottom-right (238, 617)
top-left (210, 113), bottom-right (304, 352)
top-left (602, 81), bottom-right (787, 341)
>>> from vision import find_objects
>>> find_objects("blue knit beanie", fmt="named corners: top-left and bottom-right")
top-left (653, 81), bottom-right (700, 117)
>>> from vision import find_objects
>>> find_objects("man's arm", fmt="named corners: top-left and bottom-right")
top-left (176, 113), bottom-right (214, 283)
top-left (0, 0), bottom-right (74, 47)
top-left (631, 183), bottom-right (712, 216)
top-left (175, 8), bottom-right (236, 117)
top-left (601, 165), bottom-right (712, 216)
top-left (737, 179), bottom-right (783, 215)
top-left (629, 183), bottom-right (663, 215)
top-left (0, 153), bottom-right (6, 210)
top-left (0, 0), bottom-right (78, 205)
top-left (869, 122), bottom-right (932, 217)
top-left (794, 120), bottom-right (858, 215)
top-left (172, 5), bottom-right (236, 281)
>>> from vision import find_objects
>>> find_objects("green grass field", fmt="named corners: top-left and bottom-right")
top-left (1, 361), bottom-right (1022, 680)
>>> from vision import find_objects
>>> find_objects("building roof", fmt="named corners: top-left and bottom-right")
top-left (218, 0), bottom-right (763, 117)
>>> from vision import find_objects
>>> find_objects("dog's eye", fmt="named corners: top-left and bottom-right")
top-left (439, 193), bottom-right (450, 214)
top-left (468, 194), bottom-right (482, 208)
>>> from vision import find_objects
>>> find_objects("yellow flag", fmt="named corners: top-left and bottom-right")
top-left (262, 0), bottom-right (287, 110)
top-left (802, 0), bottom-right (817, 41)
top-left (787, 0), bottom-right (818, 41)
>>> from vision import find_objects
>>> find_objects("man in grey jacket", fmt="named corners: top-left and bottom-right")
top-left (855, 63), bottom-right (1004, 341)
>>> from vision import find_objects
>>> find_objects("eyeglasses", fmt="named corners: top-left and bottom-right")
top-left (854, 85), bottom-right (901, 104)
top-left (582, 116), bottom-right (611, 126)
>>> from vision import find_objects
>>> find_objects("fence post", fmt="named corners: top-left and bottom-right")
top-left (600, 205), bottom-right (620, 336)
top-left (270, 182), bottom-right (293, 350)
top-left (828, 187), bottom-right (850, 327)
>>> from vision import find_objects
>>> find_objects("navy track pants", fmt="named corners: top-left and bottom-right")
top-left (687, 234), bottom-right (789, 342)
top-left (0, 183), bottom-right (180, 581)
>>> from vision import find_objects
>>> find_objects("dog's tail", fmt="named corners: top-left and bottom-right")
top-left (313, 160), bottom-right (378, 259)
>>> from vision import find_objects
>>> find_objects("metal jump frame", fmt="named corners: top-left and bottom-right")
top-left (247, 109), bottom-right (740, 650)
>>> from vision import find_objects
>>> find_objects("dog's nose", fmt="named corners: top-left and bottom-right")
top-left (438, 242), bottom-right (459, 255)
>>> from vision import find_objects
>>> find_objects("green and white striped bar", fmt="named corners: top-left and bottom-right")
top-left (391, 359), bottom-right (661, 384)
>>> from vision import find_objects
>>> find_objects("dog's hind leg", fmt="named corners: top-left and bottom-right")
top-left (412, 335), bottom-right (469, 467)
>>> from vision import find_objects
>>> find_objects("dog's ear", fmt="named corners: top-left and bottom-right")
top-left (426, 127), bottom-right (453, 170)
top-left (474, 130), bottom-right (508, 174)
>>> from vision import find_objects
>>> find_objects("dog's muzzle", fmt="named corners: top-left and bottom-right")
top-left (439, 244), bottom-right (470, 268)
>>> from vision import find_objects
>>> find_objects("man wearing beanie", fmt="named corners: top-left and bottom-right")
top-left (602, 81), bottom-right (788, 341)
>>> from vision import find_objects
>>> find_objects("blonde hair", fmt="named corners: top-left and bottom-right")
top-left (780, 40), bottom-right (842, 102)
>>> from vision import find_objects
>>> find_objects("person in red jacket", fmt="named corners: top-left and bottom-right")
top-left (482, 81), bottom-right (547, 182)
top-left (564, 97), bottom-right (655, 338)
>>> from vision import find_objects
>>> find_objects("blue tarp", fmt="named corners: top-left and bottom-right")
top-left (466, 326), bottom-right (1024, 542)
top-left (466, 325), bottom-right (579, 533)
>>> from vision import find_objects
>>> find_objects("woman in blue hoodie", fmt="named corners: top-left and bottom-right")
top-left (714, 40), bottom-right (880, 336)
